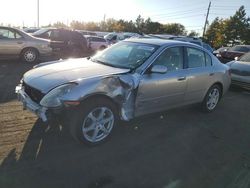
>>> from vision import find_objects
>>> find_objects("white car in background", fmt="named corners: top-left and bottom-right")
top-left (85, 36), bottom-right (109, 51)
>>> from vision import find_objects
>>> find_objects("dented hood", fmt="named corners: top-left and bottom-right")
top-left (23, 58), bottom-right (130, 93)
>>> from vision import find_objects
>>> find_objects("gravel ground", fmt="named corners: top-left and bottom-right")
top-left (0, 60), bottom-right (250, 188)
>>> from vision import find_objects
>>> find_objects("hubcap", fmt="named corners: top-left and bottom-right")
top-left (206, 88), bottom-right (220, 110)
top-left (82, 107), bottom-right (114, 143)
top-left (24, 50), bottom-right (36, 62)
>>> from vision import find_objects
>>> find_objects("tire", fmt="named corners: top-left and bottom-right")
top-left (201, 84), bottom-right (222, 112)
top-left (71, 47), bottom-right (83, 58)
top-left (21, 48), bottom-right (38, 63)
top-left (99, 45), bottom-right (106, 50)
top-left (69, 98), bottom-right (117, 146)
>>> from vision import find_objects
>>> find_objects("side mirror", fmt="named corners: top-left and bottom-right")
top-left (234, 57), bottom-right (239, 61)
top-left (151, 65), bottom-right (168, 74)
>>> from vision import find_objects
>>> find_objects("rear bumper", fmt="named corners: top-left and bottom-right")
top-left (15, 85), bottom-right (48, 121)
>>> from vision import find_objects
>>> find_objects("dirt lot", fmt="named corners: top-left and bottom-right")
top-left (0, 60), bottom-right (250, 188)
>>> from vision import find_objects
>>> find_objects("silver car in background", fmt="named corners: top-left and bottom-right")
top-left (16, 39), bottom-right (231, 145)
top-left (227, 52), bottom-right (250, 90)
top-left (0, 26), bottom-right (52, 63)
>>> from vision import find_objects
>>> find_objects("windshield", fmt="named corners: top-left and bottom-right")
top-left (33, 28), bottom-right (49, 35)
top-left (230, 46), bottom-right (250, 52)
top-left (203, 43), bottom-right (213, 52)
top-left (91, 41), bottom-right (158, 69)
top-left (239, 52), bottom-right (250, 62)
top-left (104, 33), bottom-right (115, 40)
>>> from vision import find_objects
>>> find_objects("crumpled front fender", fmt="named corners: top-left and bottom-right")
top-left (61, 73), bottom-right (141, 121)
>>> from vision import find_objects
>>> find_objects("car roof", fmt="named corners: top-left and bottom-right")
top-left (85, 35), bottom-right (103, 38)
top-left (0, 26), bottom-right (18, 30)
top-left (125, 38), bottom-right (199, 47)
top-left (234, 45), bottom-right (250, 48)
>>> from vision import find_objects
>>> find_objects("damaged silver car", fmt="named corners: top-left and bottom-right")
top-left (16, 38), bottom-right (231, 145)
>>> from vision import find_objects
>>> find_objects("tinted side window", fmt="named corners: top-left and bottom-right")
top-left (187, 48), bottom-right (206, 68)
top-left (91, 38), bottom-right (99, 42)
top-left (97, 38), bottom-right (106, 42)
top-left (239, 47), bottom-right (250, 52)
top-left (50, 30), bottom-right (60, 41)
top-left (205, 53), bottom-right (212, 66)
top-left (0, 29), bottom-right (21, 39)
top-left (154, 47), bottom-right (183, 72)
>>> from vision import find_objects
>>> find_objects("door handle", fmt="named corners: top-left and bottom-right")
top-left (17, 41), bottom-right (23, 44)
top-left (209, 73), bottom-right (214, 76)
top-left (177, 76), bottom-right (186, 81)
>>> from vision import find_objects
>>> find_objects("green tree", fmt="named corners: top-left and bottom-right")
top-left (205, 17), bottom-right (226, 48)
top-left (188, 30), bottom-right (199, 37)
top-left (162, 23), bottom-right (186, 35)
top-left (135, 15), bottom-right (145, 34)
top-left (105, 18), bottom-right (118, 32)
top-left (144, 18), bottom-right (163, 34)
top-left (52, 22), bottom-right (68, 28)
top-left (70, 20), bottom-right (86, 30)
top-left (224, 6), bottom-right (250, 45)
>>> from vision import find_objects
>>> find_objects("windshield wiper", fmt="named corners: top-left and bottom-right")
top-left (91, 59), bottom-right (129, 69)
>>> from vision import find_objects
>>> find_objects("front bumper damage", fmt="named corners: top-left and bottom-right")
top-left (15, 85), bottom-right (48, 122)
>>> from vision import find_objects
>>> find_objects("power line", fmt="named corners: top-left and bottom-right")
top-left (149, 7), bottom-right (206, 17)
top-left (152, 10), bottom-right (204, 18)
top-left (155, 14), bottom-right (205, 21)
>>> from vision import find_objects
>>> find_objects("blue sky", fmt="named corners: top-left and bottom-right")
top-left (1, 0), bottom-right (249, 34)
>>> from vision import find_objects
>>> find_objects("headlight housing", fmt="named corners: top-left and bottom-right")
top-left (40, 83), bottom-right (77, 107)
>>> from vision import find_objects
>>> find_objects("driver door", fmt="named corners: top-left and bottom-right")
top-left (0, 28), bottom-right (24, 57)
top-left (135, 46), bottom-right (188, 116)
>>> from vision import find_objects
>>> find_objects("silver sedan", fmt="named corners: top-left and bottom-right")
top-left (227, 52), bottom-right (250, 90)
top-left (16, 38), bottom-right (231, 145)
top-left (0, 26), bottom-right (52, 63)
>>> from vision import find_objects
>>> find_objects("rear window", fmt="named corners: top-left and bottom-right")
top-left (187, 47), bottom-right (206, 68)
top-left (205, 53), bottom-right (212, 66)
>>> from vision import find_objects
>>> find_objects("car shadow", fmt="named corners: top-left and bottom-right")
top-left (1, 94), bottom-right (250, 188)
top-left (0, 111), bottom-right (183, 188)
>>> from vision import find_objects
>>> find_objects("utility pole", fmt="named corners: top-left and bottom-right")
top-left (202, 1), bottom-right (211, 38)
top-left (37, 0), bottom-right (40, 28)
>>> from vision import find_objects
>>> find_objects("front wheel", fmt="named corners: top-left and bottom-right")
top-left (201, 85), bottom-right (221, 112)
top-left (69, 99), bottom-right (117, 145)
top-left (21, 48), bottom-right (38, 63)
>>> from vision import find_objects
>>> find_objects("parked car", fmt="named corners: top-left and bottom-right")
top-left (0, 26), bottom-right (52, 63)
top-left (16, 38), bottom-right (231, 145)
top-left (213, 47), bottom-right (229, 56)
top-left (33, 28), bottom-right (87, 58)
top-left (85, 35), bottom-right (109, 51)
top-left (104, 32), bottom-right (141, 44)
top-left (77, 30), bottom-right (97, 36)
top-left (23, 27), bottom-right (40, 33)
top-left (227, 52), bottom-right (250, 90)
top-left (169, 36), bottom-right (214, 53)
top-left (217, 45), bottom-right (250, 63)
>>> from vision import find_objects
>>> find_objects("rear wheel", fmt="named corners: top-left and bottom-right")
top-left (21, 48), bottom-right (38, 63)
top-left (201, 84), bottom-right (221, 112)
top-left (99, 45), bottom-right (106, 50)
top-left (69, 98), bottom-right (117, 145)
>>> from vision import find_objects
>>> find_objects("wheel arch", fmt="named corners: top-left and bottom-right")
top-left (203, 82), bottom-right (224, 100)
top-left (20, 47), bottom-right (40, 58)
top-left (79, 93), bottom-right (121, 114)
top-left (212, 82), bottom-right (223, 96)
